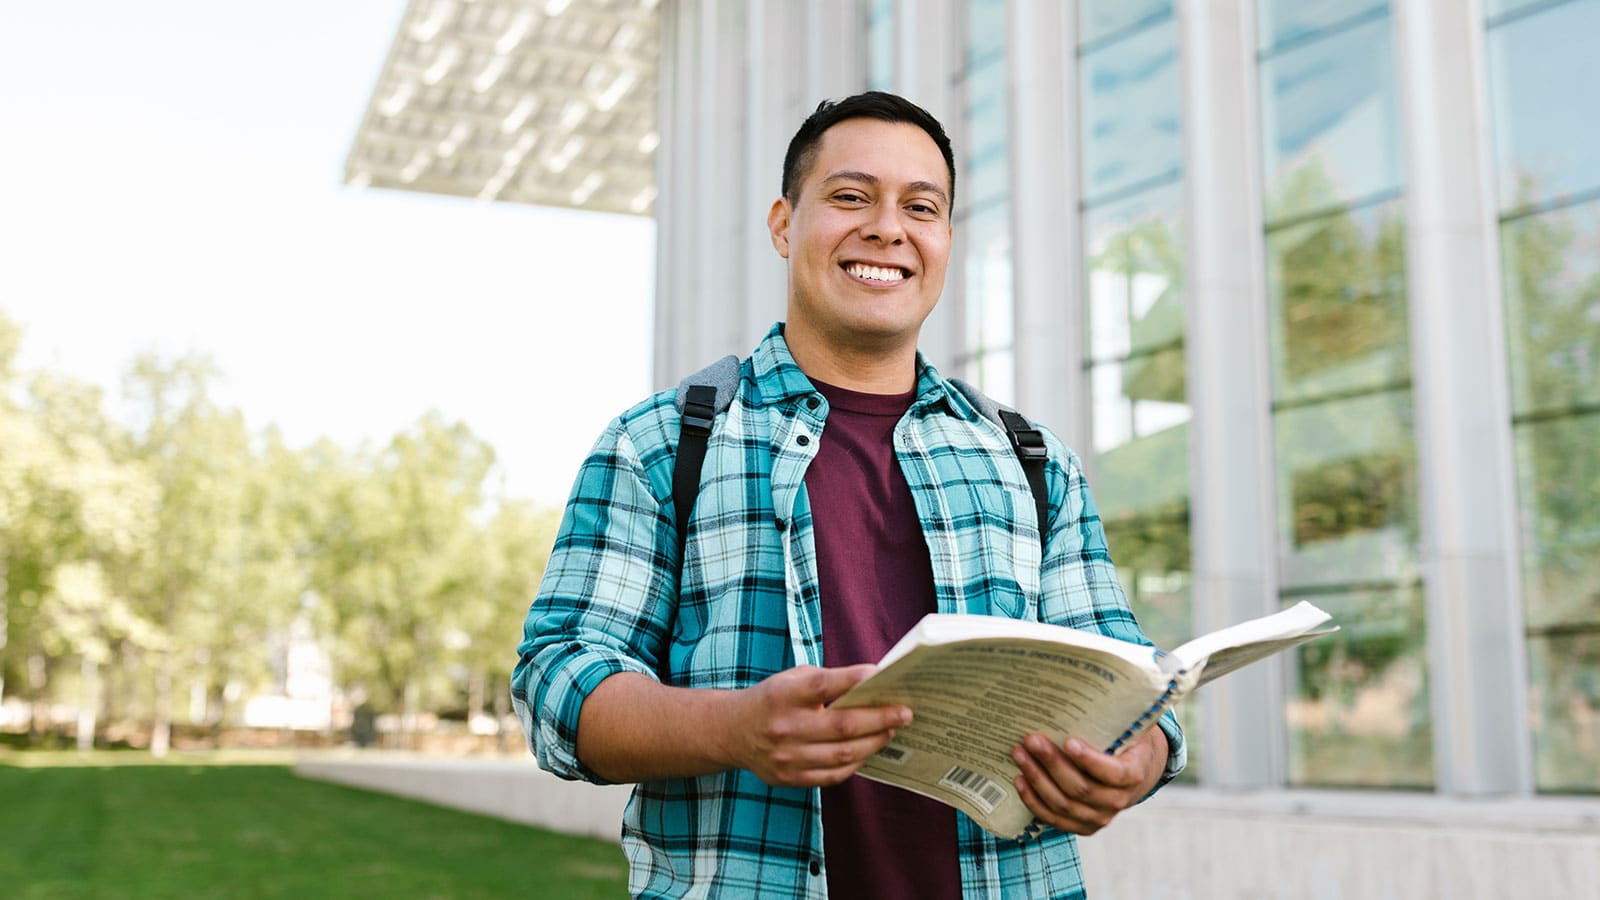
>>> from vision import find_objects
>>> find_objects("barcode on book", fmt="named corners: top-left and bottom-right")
top-left (938, 766), bottom-right (1006, 814)
top-left (875, 744), bottom-right (910, 764)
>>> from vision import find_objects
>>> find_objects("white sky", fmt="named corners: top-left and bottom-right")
top-left (0, 1), bottom-right (655, 508)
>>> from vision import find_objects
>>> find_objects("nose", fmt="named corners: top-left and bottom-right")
top-left (861, 202), bottom-right (907, 245)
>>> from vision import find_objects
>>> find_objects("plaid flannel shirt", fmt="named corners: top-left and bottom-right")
top-left (513, 324), bottom-right (1185, 899)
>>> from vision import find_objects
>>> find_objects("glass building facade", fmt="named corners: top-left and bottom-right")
top-left (1484, 0), bottom-right (1600, 793)
top-left (657, 0), bottom-right (1599, 804)
top-left (1075, 0), bottom-right (1198, 778)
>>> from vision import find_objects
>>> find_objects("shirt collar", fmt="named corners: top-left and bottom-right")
top-left (749, 322), bottom-right (977, 422)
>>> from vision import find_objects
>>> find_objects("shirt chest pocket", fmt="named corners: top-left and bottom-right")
top-left (946, 477), bottom-right (1043, 621)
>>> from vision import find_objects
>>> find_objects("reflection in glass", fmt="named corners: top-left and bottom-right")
top-left (1501, 203), bottom-right (1600, 416)
top-left (1515, 415), bottom-right (1600, 634)
top-left (1287, 587), bottom-right (1433, 788)
top-left (1078, 19), bottom-right (1182, 203)
top-left (1265, 202), bottom-right (1410, 404)
top-left (1257, 0), bottom-right (1386, 52)
top-left (1078, 0), bottom-right (1171, 49)
top-left (963, 70), bottom-right (1009, 210)
top-left (1274, 390), bottom-right (1420, 590)
top-left (1079, 7), bottom-right (1191, 780)
top-left (1086, 187), bottom-right (1184, 362)
top-left (966, 0), bottom-right (1005, 70)
top-left (867, 0), bottom-right (894, 91)
top-left (1486, 0), bottom-right (1600, 213)
top-left (1091, 347), bottom-right (1191, 780)
top-left (961, 202), bottom-right (1013, 400)
top-left (1259, 16), bottom-right (1402, 221)
top-left (1528, 631), bottom-right (1600, 792)
top-left (1485, 0), bottom-right (1586, 24)
top-left (955, 1), bottom-right (1012, 399)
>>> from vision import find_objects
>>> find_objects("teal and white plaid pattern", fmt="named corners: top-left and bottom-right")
top-left (513, 324), bottom-right (1185, 899)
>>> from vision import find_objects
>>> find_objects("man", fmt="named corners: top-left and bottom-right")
top-left (513, 92), bottom-right (1184, 899)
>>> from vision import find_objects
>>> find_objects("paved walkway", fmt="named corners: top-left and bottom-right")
top-left (294, 751), bottom-right (630, 842)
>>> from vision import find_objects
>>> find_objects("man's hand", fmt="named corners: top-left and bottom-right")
top-left (1009, 724), bottom-right (1168, 836)
top-left (728, 665), bottom-right (912, 788)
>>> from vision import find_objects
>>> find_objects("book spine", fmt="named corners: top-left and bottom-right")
top-left (1104, 676), bottom-right (1182, 753)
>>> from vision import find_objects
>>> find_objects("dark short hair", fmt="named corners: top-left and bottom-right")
top-left (781, 91), bottom-right (956, 211)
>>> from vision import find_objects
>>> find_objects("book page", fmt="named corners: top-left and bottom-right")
top-left (1172, 601), bottom-right (1337, 682)
top-left (833, 638), bottom-right (1181, 839)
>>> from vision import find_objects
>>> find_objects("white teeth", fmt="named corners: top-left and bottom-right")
top-left (848, 263), bottom-right (906, 283)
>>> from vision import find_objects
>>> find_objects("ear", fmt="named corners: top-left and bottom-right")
top-left (767, 198), bottom-right (792, 259)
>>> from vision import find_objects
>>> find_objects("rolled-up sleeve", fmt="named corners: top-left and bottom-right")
top-left (510, 418), bottom-right (678, 784)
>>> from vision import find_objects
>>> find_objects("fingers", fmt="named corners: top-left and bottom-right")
top-left (769, 666), bottom-right (910, 739)
top-left (766, 729), bottom-right (900, 788)
top-left (1010, 735), bottom-right (1139, 835)
top-left (738, 666), bottom-right (912, 788)
top-left (783, 663), bottom-right (881, 705)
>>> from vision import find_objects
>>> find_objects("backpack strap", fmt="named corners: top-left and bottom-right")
top-left (672, 355), bottom-right (741, 539)
top-left (948, 378), bottom-right (1051, 548)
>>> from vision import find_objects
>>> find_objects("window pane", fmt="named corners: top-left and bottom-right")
top-left (960, 20), bottom-right (1008, 211)
top-left (868, 0), bottom-right (894, 91)
top-left (961, 201), bottom-right (1013, 372)
top-left (1528, 630), bottom-right (1600, 792)
top-left (1079, 20), bottom-right (1181, 203)
top-left (1501, 201), bottom-right (1600, 417)
top-left (1274, 389), bottom-right (1421, 590)
top-left (966, 0), bottom-right (1006, 70)
top-left (1266, 202), bottom-right (1411, 405)
top-left (1485, 0), bottom-right (1600, 211)
top-left (1259, 16), bottom-right (1402, 221)
top-left (1078, 0), bottom-right (1171, 48)
top-left (1257, 0), bottom-right (1386, 52)
top-left (1288, 586), bottom-right (1433, 788)
top-left (1090, 351), bottom-right (1192, 778)
top-left (1485, 0), bottom-right (1586, 24)
top-left (1085, 186), bottom-right (1185, 362)
top-left (1515, 413), bottom-right (1600, 632)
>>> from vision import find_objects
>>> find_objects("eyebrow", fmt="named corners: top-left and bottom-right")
top-left (820, 170), bottom-right (950, 206)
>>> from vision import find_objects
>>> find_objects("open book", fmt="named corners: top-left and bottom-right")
top-left (831, 601), bottom-right (1337, 840)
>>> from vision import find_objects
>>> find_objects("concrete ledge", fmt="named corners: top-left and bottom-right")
top-left (294, 756), bottom-right (1600, 898)
top-left (1079, 786), bottom-right (1600, 900)
top-left (293, 752), bottom-right (630, 842)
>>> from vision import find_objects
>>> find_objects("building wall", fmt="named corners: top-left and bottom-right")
top-left (649, 0), bottom-right (1600, 876)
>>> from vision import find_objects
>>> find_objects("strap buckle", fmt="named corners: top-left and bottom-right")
top-left (997, 409), bottom-right (1047, 462)
top-left (681, 384), bottom-right (716, 433)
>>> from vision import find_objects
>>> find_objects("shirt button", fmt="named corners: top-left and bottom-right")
top-left (796, 434), bottom-right (810, 446)
top-left (809, 860), bottom-right (822, 876)
top-left (805, 396), bottom-right (819, 410)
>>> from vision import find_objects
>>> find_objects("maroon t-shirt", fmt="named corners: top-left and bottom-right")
top-left (804, 377), bottom-right (961, 900)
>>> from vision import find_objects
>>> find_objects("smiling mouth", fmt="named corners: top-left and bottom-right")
top-left (842, 262), bottom-right (910, 285)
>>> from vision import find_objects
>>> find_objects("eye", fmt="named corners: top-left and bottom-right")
top-left (907, 201), bottom-right (940, 216)
top-left (835, 192), bottom-right (867, 204)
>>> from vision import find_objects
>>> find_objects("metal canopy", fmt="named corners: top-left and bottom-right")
top-left (345, 0), bottom-right (659, 216)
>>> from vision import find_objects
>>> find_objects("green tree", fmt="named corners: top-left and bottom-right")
top-left (312, 414), bottom-right (495, 739)
top-left (121, 354), bottom-right (298, 754)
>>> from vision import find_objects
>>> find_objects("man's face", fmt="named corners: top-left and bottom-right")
top-left (768, 118), bottom-right (953, 353)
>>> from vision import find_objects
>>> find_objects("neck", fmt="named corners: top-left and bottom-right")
top-left (783, 319), bottom-right (919, 394)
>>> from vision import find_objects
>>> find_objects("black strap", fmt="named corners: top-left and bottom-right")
top-left (672, 384), bottom-right (717, 540)
top-left (996, 409), bottom-right (1050, 548)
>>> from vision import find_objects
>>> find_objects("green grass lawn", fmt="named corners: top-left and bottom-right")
top-left (0, 753), bottom-right (628, 899)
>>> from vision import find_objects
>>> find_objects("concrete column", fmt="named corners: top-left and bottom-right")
top-left (1393, 0), bottom-right (1531, 795)
top-left (653, 0), bottom-right (697, 388)
top-left (1179, 0), bottom-right (1285, 788)
top-left (693, 0), bottom-right (749, 364)
top-left (743, 1), bottom-right (807, 352)
top-left (806, 0), bottom-right (867, 103)
top-left (1008, 0), bottom-right (1084, 446)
